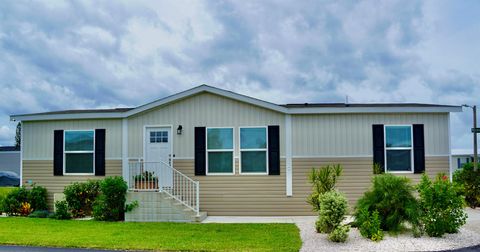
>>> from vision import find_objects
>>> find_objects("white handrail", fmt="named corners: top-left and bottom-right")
top-left (128, 161), bottom-right (200, 216)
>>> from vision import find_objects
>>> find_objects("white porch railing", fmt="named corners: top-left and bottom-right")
top-left (128, 161), bottom-right (200, 216)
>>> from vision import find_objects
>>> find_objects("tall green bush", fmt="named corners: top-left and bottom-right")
top-left (64, 180), bottom-right (101, 217)
top-left (354, 174), bottom-right (419, 232)
top-left (93, 176), bottom-right (130, 221)
top-left (453, 163), bottom-right (480, 208)
top-left (307, 164), bottom-right (343, 212)
top-left (316, 190), bottom-right (348, 233)
top-left (28, 184), bottom-right (48, 211)
top-left (418, 173), bottom-right (467, 237)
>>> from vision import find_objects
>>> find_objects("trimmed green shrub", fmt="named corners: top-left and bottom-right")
top-left (28, 184), bottom-right (48, 211)
top-left (29, 210), bottom-right (51, 218)
top-left (328, 225), bottom-right (350, 243)
top-left (93, 176), bottom-right (130, 221)
top-left (354, 174), bottom-right (419, 232)
top-left (64, 180), bottom-right (101, 217)
top-left (453, 163), bottom-right (480, 208)
top-left (357, 208), bottom-right (384, 241)
top-left (2, 187), bottom-right (30, 216)
top-left (52, 200), bottom-right (71, 220)
top-left (315, 190), bottom-right (348, 233)
top-left (307, 164), bottom-right (343, 212)
top-left (418, 173), bottom-right (467, 237)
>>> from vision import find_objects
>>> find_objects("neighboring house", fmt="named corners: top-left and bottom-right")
top-left (10, 85), bottom-right (462, 218)
top-left (0, 146), bottom-right (20, 176)
top-left (451, 149), bottom-right (479, 170)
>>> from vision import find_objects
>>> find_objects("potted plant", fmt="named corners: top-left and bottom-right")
top-left (134, 171), bottom-right (159, 190)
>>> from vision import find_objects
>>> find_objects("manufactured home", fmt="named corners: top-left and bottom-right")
top-left (10, 85), bottom-right (462, 221)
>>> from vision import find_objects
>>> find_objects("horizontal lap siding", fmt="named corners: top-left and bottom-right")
top-left (23, 160), bottom-right (122, 208)
top-left (174, 156), bottom-right (449, 216)
top-left (174, 159), bottom-right (314, 216)
top-left (292, 156), bottom-right (450, 208)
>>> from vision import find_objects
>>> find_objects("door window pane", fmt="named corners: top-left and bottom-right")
top-left (207, 128), bottom-right (233, 149)
top-left (65, 131), bottom-right (94, 151)
top-left (208, 152), bottom-right (233, 173)
top-left (150, 131), bottom-right (168, 143)
top-left (385, 126), bottom-right (411, 147)
top-left (65, 153), bottom-right (94, 173)
top-left (386, 150), bottom-right (411, 172)
top-left (240, 128), bottom-right (267, 149)
top-left (241, 151), bottom-right (267, 173)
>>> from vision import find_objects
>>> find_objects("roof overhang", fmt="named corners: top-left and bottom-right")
top-left (10, 85), bottom-right (463, 122)
top-left (288, 106), bottom-right (462, 114)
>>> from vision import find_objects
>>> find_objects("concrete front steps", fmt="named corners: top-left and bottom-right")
top-left (125, 191), bottom-right (207, 222)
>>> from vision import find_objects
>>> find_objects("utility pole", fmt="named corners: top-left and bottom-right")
top-left (474, 105), bottom-right (478, 170)
top-left (464, 104), bottom-right (478, 170)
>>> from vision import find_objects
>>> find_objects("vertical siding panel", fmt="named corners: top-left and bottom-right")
top-left (126, 93), bottom-right (285, 159)
top-left (24, 119), bottom-right (122, 160)
top-left (291, 113), bottom-right (449, 157)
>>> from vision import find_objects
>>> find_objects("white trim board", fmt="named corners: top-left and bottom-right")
top-left (285, 115), bottom-right (292, 196)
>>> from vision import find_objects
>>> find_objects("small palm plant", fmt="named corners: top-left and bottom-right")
top-left (307, 164), bottom-right (343, 212)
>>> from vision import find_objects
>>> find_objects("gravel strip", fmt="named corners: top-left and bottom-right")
top-left (295, 218), bottom-right (480, 252)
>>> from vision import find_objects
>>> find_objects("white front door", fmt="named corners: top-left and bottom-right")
top-left (145, 126), bottom-right (172, 187)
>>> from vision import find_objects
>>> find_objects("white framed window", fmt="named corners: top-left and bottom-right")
top-left (64, 130), bottom-right (95, 175)
top-left (206, 127), bottom-right (234, 175)
top-left (384, 125), bottom-right (413, 173)
top-left (239, 127), bottom-right (268, 174)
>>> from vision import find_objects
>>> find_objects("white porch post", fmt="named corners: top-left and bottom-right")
top-left (122, 118), bottom-right (129, 184)
top-left (285, 114), bottom-right (293, 196)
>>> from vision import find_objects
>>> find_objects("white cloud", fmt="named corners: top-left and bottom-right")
top-left (0, 0), bottom-right (478, 150)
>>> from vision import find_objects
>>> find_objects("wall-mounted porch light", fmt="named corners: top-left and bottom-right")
top-left (177, 125), bottom-right (183, 135)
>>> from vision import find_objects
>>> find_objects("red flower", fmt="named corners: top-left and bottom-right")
top-left (442, 175), bottom-right (448, 181)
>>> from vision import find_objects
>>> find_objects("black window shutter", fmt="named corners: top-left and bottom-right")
top-left (372, 124), bottom-right (385, 173)
top-left (268, 125), bottom-right (280, 175)
top-left (194, 127), bottom-right (206, 176)
top-left (413, 124), bottom-right (425, 174)
top-left (95, 129), bottom-right (106, 176)
top-left (53, 130), bottom-right (64, 176)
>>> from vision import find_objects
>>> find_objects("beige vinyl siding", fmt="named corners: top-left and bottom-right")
top-left (293, 156), bottom-right (449, 208)
top-left (174, 156), bottom-right (449, 216)
top-left (22, 119), bottom-right (122, 160)
top-left (23, 160), bottom-right (122, 208)
top-left (128, 92), bottom-right (285, 158)
top-left (292, 113), bottom-right (449, 157)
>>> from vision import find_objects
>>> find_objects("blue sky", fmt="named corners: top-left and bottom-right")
top-left (0, 0), bottom-right (479, 150)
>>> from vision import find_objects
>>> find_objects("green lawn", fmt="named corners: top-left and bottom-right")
top-left (0, 217), bottom-right (302, 251)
